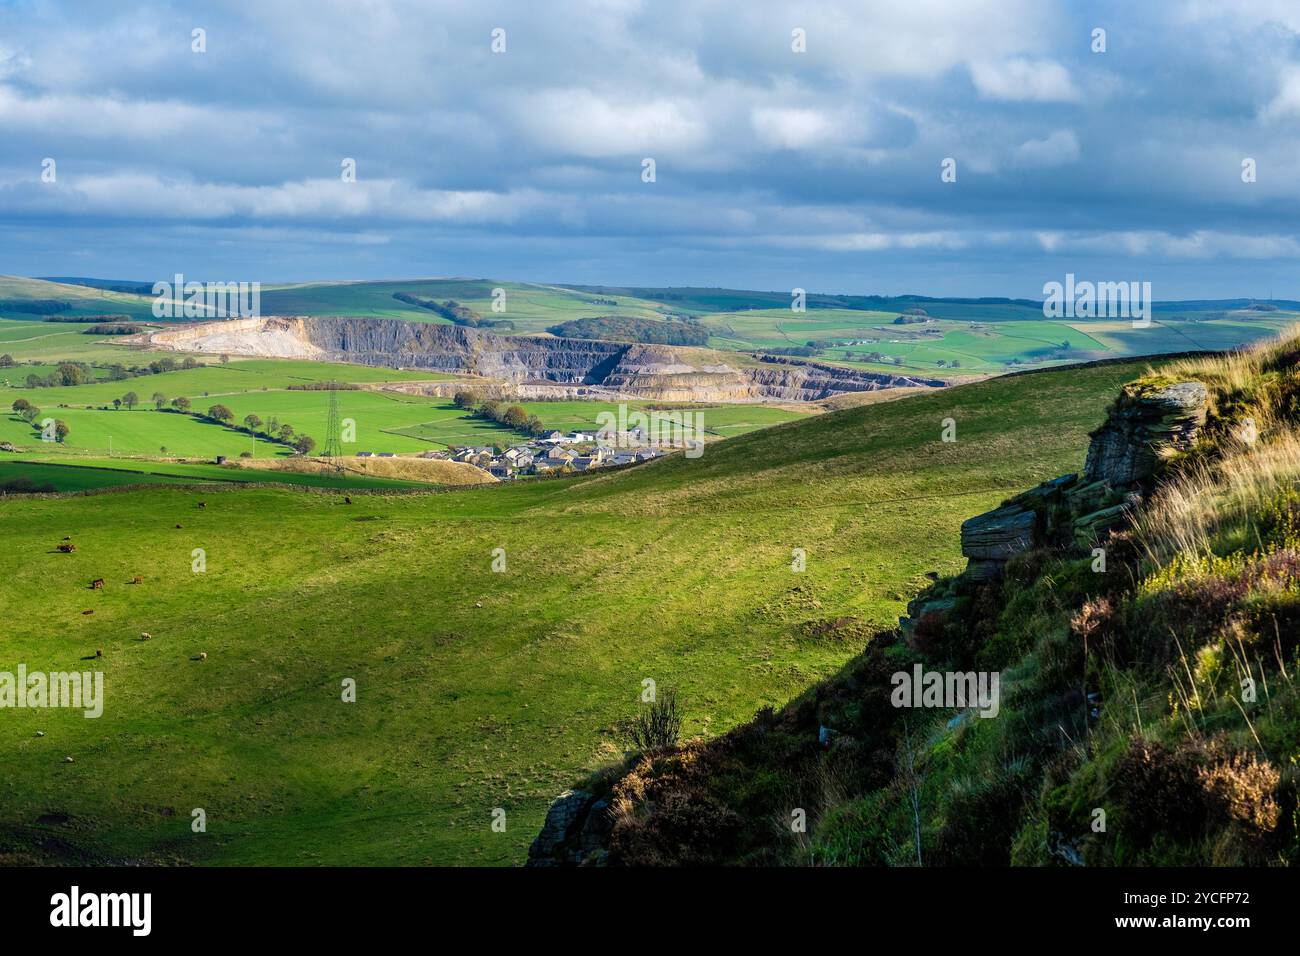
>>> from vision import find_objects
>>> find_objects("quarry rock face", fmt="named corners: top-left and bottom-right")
top-left (955, 379), bottom-right (1209, 580)
top-left (145, 316), bottom-right (944, 403)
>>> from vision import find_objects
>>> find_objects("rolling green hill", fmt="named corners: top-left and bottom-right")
top-left (0, 357), bottom-right (1157, 866)
top-left (542, 336), bottom-right (1300, 869)
top-left (6, 276), bottom-right (1297, 384)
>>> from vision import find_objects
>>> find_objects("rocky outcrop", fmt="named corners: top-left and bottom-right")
top-left (1083, 381), bottom-right (1208, 485)
top-left (956, 380), bottom-right (1209, 580)
top-left (144, 316), bottom-right (944, 404)
top-left (526, 790), bottom-right (612, 867)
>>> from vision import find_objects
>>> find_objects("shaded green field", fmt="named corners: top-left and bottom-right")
top-left (0, 458), bottom-right (429, 492)
top-left (0, 357), bottom-right (1159, 866)
top-left (0, 460), bottom-right (196, 491)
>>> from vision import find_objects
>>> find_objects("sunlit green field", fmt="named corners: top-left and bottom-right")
top-left (0, 357), bottom-right (1158, 866)
top-left (256, 279), bottom-right (669, 329)
top-left (699, 308), bottom-right (1300, 379)
top-left (1, 346), bottom-right (816, 465)
top-left (0, 320), bottom-right (146, 366)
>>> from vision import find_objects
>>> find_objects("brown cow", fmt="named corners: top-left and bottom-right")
top-left (90, 578), bottom-right (105, 590)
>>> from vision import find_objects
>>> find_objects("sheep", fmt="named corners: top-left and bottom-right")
top-left (197, 652), bottom-right (207, 661)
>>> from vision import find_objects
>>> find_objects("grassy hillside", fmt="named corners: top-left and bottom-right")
top-left (556, 335), bottom-right (1300, 868)
top-left (255, 279), bottom-right (669, 328)
top-left (0, 276), bottom-right (157, 323)
top-left (0, 357), bottom-right (1154, 866)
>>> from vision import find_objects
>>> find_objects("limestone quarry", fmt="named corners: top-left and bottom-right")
top-left (143, 315), bottom-right (945, 403)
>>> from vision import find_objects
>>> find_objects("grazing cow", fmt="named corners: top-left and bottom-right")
top-left (95, 649), bottom-right (103, 657)
top-left (139, 632), bottom-right (151, 641)
top-left (90, 578), bottom-right (105, 590)
top-left (198, 502), bottom-right (206, 508)
top-left (56, 543), bottom-right (76, 553)
top-left (130, 575), bottom-right (143, 584)
top-left (197, 652), bottom-right (207, 661)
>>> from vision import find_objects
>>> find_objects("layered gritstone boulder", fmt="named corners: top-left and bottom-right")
top-left (957, 380), bottom-right (1209, 581)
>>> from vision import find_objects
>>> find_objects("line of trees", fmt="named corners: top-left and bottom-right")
top-left (392, 293), bottom-right (513, 330)
top-left (0, 298), bottom-right (72, 314)
top-left (199, 404), bottom-right (316, 454)
top-left (15, 355), bottom-right (204, 388)
top-left (9, 398), bottom-right (68, 442)
top-left (40, 313), bottom-right (132, 323)
top-left (452, 390), bottom-right (546, 436)
top-left (545, 314), bottom-right (708, 346)
top-left (84, 324), bottom-right (146, 335)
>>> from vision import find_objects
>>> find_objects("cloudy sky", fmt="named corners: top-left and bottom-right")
top-left (3, 0), bottom-right (1300, 297)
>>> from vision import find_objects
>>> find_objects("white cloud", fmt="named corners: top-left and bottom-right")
top-left (1034, 229), bottom-right (1300, 259)
top-left (1261, 65), bottom-right (1300, 120)
top-left (3, 173), bottom-right (557, 224)
top-left (777, 231), bottom-right (968, 252)
top-left (750, 107), bottom-right (841, 150)
top-left (970, 58), bottom-right (1081, 102)
top-left (0, 83), bottom-right (278, 141)
top-left (514, 88), bottom-right (704, 158)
